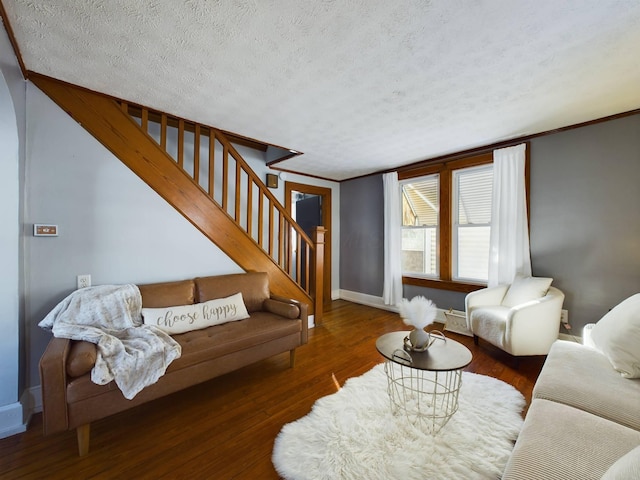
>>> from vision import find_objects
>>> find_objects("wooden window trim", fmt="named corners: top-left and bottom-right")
top-left (402, 276), bottom-right (486, 293)
top-left (398, 147), bottom-right (530, 290)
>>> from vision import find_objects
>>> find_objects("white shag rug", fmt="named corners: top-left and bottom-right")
top-left (272, 364), bottom-right (525, 480)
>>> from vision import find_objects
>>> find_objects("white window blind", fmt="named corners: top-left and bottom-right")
top-left (453, 165), bottom-right (493, 282)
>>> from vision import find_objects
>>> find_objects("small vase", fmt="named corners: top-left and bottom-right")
top-left (409, 328), bottom-right (430, 350)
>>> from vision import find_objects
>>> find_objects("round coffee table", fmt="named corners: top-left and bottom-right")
top-left (376, 331), bottom-right (472, 433)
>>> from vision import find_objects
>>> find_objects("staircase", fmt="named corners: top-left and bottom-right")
top-left (30, 73), bottom-right (324, 321)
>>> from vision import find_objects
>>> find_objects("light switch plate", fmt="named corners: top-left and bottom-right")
top-left (34, 224), bottom-right (59, 236)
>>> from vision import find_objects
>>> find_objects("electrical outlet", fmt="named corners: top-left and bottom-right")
top-left (560, 309), bottom-right (570, 330)
top-left (77, 274), bottom-right (91, 289)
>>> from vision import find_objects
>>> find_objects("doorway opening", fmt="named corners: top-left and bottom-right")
top-left (285, 182), bottom-right (332, 305)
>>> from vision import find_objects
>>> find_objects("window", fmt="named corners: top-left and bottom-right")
top-left (401, 175), bottom-right (439, 277)
top-left (399, 151), bottom-right (510, 290)
top-left (452, 165), bottom-right (492, 282)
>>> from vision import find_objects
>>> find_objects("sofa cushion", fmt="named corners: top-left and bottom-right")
top-left (66, 313), bottom-right (301, 404)
top-left (501, 275), bottom-right (552, 308)
top-left (601, 446), bottom-right (640, 480)
top-left (533, 340), bottom-right (640, 431)
top-left (139, 279), bottom-right (196, 308)
top-left (502, 399), bottom-right (640, 480)
top-left (141, 293), bottom-right (250, 334)
top-left (195, 272), bottom-right (269, 312)
top-left (590, 293), bottom-right (640, 378)
top-left (167, 312), bottom-right (300, 371)
top-left (66, 341), bottom-right (97, 378)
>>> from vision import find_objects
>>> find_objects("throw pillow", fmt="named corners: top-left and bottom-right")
top-left (590, 293), bottom-right (640, 378)
top-left (501, 275), bottom-right (553, 308)
top-left (601, 445), bottom-right (640, 480)
top-left (142, 292), bottom-right (250, 335)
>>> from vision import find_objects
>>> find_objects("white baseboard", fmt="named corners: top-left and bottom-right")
top-left (337, 290), bottom-right (467, 329)
top-left (0, 385), bottom-right (42, 439)
top-left (338, 289), bottom-right (399, 312)
top-left (0, 402), bottom-right (26, 439)
top-left (331, 289), bottom-right (340, 301)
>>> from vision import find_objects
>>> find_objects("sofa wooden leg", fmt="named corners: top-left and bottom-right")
top-left (473, 335), bottom-right (479, 346)
top-left (289, 349), bottom-right (296, 368)
top-left (77, 424), bottom-right (90, 456)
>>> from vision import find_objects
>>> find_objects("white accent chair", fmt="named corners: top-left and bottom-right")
top-left (465, 277), bottom-right (565, 357)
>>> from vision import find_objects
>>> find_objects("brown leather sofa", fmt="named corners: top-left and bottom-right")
top-left (39, 272), bottom-right (308, 455)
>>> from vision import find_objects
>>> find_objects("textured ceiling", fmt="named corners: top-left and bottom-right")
top-left (4, 0), bottom-right (640, 181)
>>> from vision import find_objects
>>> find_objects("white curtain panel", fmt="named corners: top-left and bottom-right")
top-left (383, 172), bottom-right (403, 305)
top-left (488, 144), bottom-right (532, 287)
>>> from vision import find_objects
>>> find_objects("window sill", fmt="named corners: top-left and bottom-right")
top-left (402, 276), bottom-right (486, 294)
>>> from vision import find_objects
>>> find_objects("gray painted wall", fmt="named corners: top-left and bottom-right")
top-left (340, 113), bottom-right (640, 333)
top-left (339, 174), bottom-right (469, 311)
top-left (529, 114), bottom-right (640, 328)
top-left (340, 175), bottom-right (384, 296)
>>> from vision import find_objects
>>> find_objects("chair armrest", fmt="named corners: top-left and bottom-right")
top-left (268, 295), bottom-right (309, 345)
top-left (264, 298), bottom-right (301, 319)
top-left (465, 285), bottom-right (509, 329)
top-left (39, 336), bottom-right (71, 435)
top-left (506, 287), bottom-right (565, 355)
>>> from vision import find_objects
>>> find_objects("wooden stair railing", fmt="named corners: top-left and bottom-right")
top-left (30, 73), bottom-right (323, 321)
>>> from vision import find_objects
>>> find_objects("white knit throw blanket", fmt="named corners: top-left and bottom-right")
top-left (39, 284), bottom-right (181, 399)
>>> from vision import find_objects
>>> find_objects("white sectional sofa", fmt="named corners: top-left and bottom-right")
top-left (503, 294), bottom-right (640, 479)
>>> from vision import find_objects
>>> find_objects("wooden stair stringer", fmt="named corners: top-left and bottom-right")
top-left (30, 74), bottom-right (312, 308)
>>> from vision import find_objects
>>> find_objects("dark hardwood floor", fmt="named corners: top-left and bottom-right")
top-left (0, 300), bottom-right (545, 479)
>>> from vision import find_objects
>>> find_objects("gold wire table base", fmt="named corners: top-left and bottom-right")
top-left (383, 360), bottom-right (463, 434)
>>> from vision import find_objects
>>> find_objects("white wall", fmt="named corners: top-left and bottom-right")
top-left (0, 29), bottom-right (24, 437)
top-left (2, 20), bottom-right (342, 434)
top-left (24, 84), bottom-right (244, 388)
top-left (24, 83), bottom-right (341, 393)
